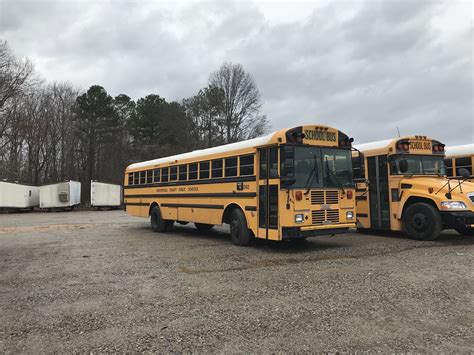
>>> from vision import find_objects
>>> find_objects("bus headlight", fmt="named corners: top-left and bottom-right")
top-left (346, 211), bottom-right (354, 219)
top-left (441, 201), bottom-right (467, 210)
top-left (295, 214), bottom-right (305, 223)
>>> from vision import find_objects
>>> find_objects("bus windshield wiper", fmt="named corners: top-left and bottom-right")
top-left (303, 155), bottom-right (319, 195)
top-left (325, 156), bottom-right (345, 194)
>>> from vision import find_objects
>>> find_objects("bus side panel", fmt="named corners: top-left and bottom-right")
top-left (243, 208), bottom-right (258, 236)
top-left (177, 207), bottom-right (222, 225)
top-left (162, 206), bottom-right (178, 220)
top-left (126, 204), bottom-right (144, 218)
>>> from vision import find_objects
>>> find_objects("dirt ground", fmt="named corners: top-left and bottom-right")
top-left (0, 210), bottom-right (472, 353)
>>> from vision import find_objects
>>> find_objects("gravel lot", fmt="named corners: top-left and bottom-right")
top-left (0, 210), bottom-right (473, 353)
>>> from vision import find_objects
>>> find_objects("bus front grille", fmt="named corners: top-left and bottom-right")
top-left (311, 190), bottom-right (339, 205)
top-left (311, 191), bottom-right (325, 204)
top-left (326, 191), bottom-right (339, 204)
top-left (312, 209), bottom-right (340, 225)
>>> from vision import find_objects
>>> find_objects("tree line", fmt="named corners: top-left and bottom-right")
top-left (0, 40), bottom-right (268, 201)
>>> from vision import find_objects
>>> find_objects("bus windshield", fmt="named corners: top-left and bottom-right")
top-left (292, 146), bottom-right (353, 188)
top-left (390, 155), bottom-right (446, 175)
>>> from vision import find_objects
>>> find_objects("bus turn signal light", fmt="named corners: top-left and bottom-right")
top-left (295, 191), bottom-right (303, 201)
top-left (346, 190), bottom-right (353, 199)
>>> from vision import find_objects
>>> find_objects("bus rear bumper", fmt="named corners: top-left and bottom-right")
top-left (440, 211), bottom-right (474, 228)
top-left (282, 223), bottom-right (355, 239)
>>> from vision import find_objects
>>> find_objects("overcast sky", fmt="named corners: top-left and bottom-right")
top-left (0, 0), bottom-right (472, 145)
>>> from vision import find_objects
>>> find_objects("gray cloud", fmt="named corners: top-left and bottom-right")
top-left (0, 0), bottom-right (472, 145)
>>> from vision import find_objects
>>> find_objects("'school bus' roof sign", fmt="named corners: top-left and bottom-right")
top-left (355, 136), bottom-right (445, 156)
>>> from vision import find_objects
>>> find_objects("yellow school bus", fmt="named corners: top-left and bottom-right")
top-left (124, 125), bottom-right (357, 245)
top-left (445, 144), bottom-right (473, 180)
top-left (352, 136), bottom-right (474, 239)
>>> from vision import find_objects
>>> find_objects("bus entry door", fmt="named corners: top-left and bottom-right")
top-left (367, 155), bottom-right (391, 230)
top-left (257, 147), bottom-right (279, 240)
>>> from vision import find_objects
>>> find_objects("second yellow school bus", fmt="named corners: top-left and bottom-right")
top-left (124, 125), bottom-right (357, 245)
top-left (353, 136), bottom-right (474, 239)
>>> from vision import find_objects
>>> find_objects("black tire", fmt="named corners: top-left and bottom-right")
top-left (195, 223), bottom-right (214, 231)
top-left (150, 206), bottom-right (168, 233)
top-left (229, 209), bottom-right (251, 246)
top-left (454, 225), bottom-right (474, 236)
top-left (402, 203), bottom-right (442, 241)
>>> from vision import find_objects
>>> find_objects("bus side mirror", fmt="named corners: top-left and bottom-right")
top-left (458, 168), bottom-right (470, 179)
top-left (399, 159), bottom-right (408, 174)
top-left (281, 177), bottom-right (296, 187)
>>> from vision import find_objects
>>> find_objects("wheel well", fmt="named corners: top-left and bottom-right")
top-left (402, 196), bottom-right (438, 217)
top-left (222, 203), bottom-right (243, 224)
top-left (148, 202), bottom-right (158, 216)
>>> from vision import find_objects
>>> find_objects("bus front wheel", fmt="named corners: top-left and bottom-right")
top-left (230, 209), bottom-right (251, 246)
top-left (150, 206), bottom-right (170, 233)
top-left (403, 203), bottom-right (442, 241)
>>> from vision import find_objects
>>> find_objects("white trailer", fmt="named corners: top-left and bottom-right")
top-left (0, 181), bottom-right (39, 210)
top-left (39, 181), bottom-right (81, 209)
top-left (90, 181), bottom-right (122, 207)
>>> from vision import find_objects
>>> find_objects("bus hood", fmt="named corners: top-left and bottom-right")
top-left (399, 176), bottom-right (474, 202)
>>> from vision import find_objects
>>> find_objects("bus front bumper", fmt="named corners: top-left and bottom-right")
top-left (440, 211), bottom-right (474, 229)
top-left (282, 223), bottom-right (355, 239)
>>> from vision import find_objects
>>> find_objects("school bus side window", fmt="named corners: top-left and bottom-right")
top-left (128, 173), bottom-right (133, 185)
top-left (134, 172), bottom-right (139, 185)
top-left (352, 155), bottom-right (365, 179)
top-left (179, 165), bottom-right (187, 181)
top-left (170, 166), bottom-right (177, 181)
top-left (200, 161), bottom-right (210, 179)
top-left (225, 157), bottom-right (237, 177)
top-left (239, 155), bottom-right (254, 176)
top-left (269, 147), bottom-right (278, 178)
top-left (153, 169), bottom-right (161, 183)
top-left (162, 167), bottom-right (169, 182)
top-left (212, 159), bottom-right (223, 178)
top-left (444, 158), bottom-right (453, 177)
top-left (455, 157), bottom-right (472, 175)
top-left (189, 163), bottom-right (198, 180)
top-left (146, 170), bottom-right (153, 184)
top-left (140, 171), bottom-right (146, 184)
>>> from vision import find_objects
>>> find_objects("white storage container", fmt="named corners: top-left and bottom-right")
top-left (39, 181), bottom-right (81, 209)
top-left (0, 181), bottom-right (39, 209)
top-left (90, 181), bottom-right (122, 207)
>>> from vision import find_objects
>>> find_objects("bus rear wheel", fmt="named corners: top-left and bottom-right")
top-left (454, 225), bottom-right (474, 236)
top-left (230, 209), bottom-right (251, 246)
top-left (150, 206), bottom-right (171, 233)
top-left (195, 223), bottom-right (213, 231)
top-left (403, 203), bottom-right (442, 241)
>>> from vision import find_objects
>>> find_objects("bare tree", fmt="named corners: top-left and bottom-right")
top-left (183, 85), bottom-right (225, 148)
top-left (209, 62), bottom-right (268, 143)
top-left (0, 41), bottom-right (34, 112)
